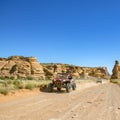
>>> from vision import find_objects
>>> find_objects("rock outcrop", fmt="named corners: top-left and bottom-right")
top-left (0, 56), bottom-right (45, 80)
top-left (111, 60), bottom-right (120, 79)
top-left (42, 63), bottom-right (110, 79)
top-left (0, 56), bottom-right (110, 80)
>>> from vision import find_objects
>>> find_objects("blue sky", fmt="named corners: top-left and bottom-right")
top-left (0, 0), bottom-right (120, 74)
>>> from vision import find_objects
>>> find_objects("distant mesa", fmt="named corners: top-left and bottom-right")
top-left (0, 56), bottom-right (110, 80)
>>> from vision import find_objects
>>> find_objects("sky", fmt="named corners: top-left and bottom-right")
top-left (0, 0), bottom-right (120, 74)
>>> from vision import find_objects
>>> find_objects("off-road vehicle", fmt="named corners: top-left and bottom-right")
top-left (48, 73), bottom-right (76, 93)
top-left (96, 77), bottom-right (102, 83)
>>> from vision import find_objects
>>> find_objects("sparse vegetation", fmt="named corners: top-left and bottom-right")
top-left (25, 83), bottom-right (35, 90)
top-left (110, 79), bottom-right (120, 86)
top-left (0, 88), bottom-right (9, 95)
top-left (26, 76), bottom-right (33, 80)
top-left (0, 79), bottom-right (51, 95)
top-left (0, 77), bottom-right (99, 95)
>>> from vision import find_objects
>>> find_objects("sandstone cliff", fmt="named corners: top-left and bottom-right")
top-left (0, 56), bottom-right (45, 80)
top-left (0, 56), bottom-right (109, 80)
top-left (42, 63), bottom-right (110, 79)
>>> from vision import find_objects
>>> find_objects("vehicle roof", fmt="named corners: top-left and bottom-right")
top-left (57, 73), bottom-right (68, 75)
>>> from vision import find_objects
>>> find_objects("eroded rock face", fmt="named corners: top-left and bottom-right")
top-left (0, 56), bottom-right (110, 80)
top-left (0, 56), bottom-right (45, 80)
top-left (111, 60), bottom-right (120, 79)
top-left (42, 63), bottom-right (110, 79)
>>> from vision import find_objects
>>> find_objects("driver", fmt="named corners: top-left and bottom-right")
top-left (67, 73), bottom-right (73, 80)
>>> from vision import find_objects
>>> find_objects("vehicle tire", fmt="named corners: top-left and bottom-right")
top-left (57, 88), bottom-right (61, 91)
top-left (48, 83), bottom-right (53, 92)
top-left (72, 82), bottom-right (76, 90)
top-left (66, 83), bottom-right (71, 93)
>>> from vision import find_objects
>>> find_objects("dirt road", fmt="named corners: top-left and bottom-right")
top-left (0, 81), bottom-right (120, 120)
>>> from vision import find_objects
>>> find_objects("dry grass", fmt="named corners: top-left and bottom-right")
top-left (0, 79), bottom-right (51, 95)
top-left (0, 78), bottom-right (98, 95)
top-left (110, 79), bottom-right (120, 85)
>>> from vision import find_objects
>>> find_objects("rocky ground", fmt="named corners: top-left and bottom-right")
top-left (0, 80), bottom-right (120, 120)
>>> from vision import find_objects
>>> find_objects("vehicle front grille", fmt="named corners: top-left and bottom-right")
top-left (55, 81), bottom-right (62, 88)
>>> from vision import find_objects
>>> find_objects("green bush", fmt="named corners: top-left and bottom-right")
top-left (18, 84), bottom-right (24, 89)
top-left (7, 80), bottom-right (12, 84)
top-left (0, 79), bottom-right (52, 95)
top-left (0, 88), bottom-right (9, 95)
top-left (26, 76), bottom-right (33, 80)
top-left (13, 80), bottom-right (21, 86)
top-left (110, 79), bottom-right (120, 85)
top-left (12, 80), bottom-right (24, 89)
top-left (0, 80), bottom-right (7, 87)
top-left (25, 83), bottom-right (35, 90)
top-left (9, 76), bottom-right (15, 80)
top-left (14, 83), bottom-right (24, 89)
top-left (0, 76), bottom-right (6, 80)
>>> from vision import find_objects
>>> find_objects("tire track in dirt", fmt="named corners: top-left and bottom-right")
top-left (62, 83), bottom-right (120, 120)
top-left (61, 84), bottom-right (106, 120)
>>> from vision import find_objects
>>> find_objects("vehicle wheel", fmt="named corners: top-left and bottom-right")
top-left (72, 82), bottom-right (76, 90)
top-left (48, 83), bottom-right (53, 92)
top-left (57, 88), bottom-right (61, 91)
top-left (66, 83), bottom-right (71, 93)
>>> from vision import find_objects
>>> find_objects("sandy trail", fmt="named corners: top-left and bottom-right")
top-left (0, 81), bottom-right (120, 120)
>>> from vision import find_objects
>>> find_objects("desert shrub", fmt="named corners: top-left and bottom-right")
top-left (26, 76), bottom-right (33, 80)
top-left (9, 76), bottom-right (15, 80)
top-left (0, 80), bottom-right (7, 87)
top-left (0, 88), bottom-right (9, 95)
top-left (7, 80), bottom-right (12, 84)
top-left (12, 80), bottom-right (24, 89)
top-left (110, 80), bottom-right (118, 84)
top-left (25, 83), bottom-right (35, 90)
top-left (16, 83), bottom-right (24, 89)
top-left (4, 76), bottom-right (9, 79)
top-left (13, 80), bottom-right (21, 85)
top-left (17, 76), bottom-right (23, 80)
top-left (0, 76), bottom-right (9, 80)
top-left (0, 76), bottom-right (5, 80)
top-left (110, 79), bottom-right (120, 86)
